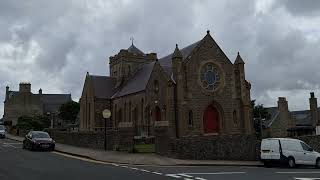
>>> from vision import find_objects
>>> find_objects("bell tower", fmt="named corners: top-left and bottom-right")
top-left (109, 42), bottom-right (157, 87)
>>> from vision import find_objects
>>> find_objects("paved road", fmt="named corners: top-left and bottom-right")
top-left (2, 138), bottom-right (320, 180)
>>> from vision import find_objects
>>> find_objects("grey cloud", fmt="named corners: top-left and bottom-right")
top-left (0, 0), bottom-right (320, 117)
top-left (278, 0), bottom-right (320, 16)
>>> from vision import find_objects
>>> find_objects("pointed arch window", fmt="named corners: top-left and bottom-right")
top-left (188, 110), bottom-right (193, 127)
top-left (233, 110), bottom-right (238, 126)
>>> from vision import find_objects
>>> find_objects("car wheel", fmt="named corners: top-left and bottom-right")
top-left (22, 142), bottom-right (26, 149)
top-left (264, 161), bottom-right (272, 168)
top-left (316, 159), bottom-right (320, 168)
top-left (288, 157), bottom-right (296, 168)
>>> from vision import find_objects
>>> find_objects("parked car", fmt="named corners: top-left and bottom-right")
top-left (0, 125), bottom-right (6, 138)
top-left (23, 131), bottom-right (55, 151)
top-left (261, 138), bottom-right (320, 168)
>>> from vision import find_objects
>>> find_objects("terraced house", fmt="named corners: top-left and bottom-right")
top-left (79, 31), bottom-right (256, 160)
top-left (3, 83), bottom-right (72, 128)
top-left (262, 92), bottom-right (320, 138)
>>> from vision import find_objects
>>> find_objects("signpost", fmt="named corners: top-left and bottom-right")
top-left (102, 109), bottom-right (111, 151)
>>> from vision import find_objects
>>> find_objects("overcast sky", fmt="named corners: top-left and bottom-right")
top-left (0, 0), bottom-right (320, 116)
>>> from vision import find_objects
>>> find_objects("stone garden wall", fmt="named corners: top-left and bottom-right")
top-left (165, 134), bottom-right (259, 161)
top-left (45, 129), bottom-right (118, 150)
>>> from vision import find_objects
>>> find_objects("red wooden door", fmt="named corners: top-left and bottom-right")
top-left (203, 105), bottom-right (219, 134)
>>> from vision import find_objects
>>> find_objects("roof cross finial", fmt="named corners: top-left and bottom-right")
top-left (130, 37), bottom-right (134, 45)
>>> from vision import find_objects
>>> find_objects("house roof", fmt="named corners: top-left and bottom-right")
top-left (263, 107), bottom-right (314, 128)
top-left (158, 41), bottom-right (200, 76)
top-left (127, 44), bottom-right (145, 55)
top-left (112, 61), bottom-right (155, 98)
top-left (262, 107), bottom-right (280, 128)
top-left (291, 110), bottom-right (312, 126)
top-left (89, 75), bottom-right (117, 99)
top-left (42, 94), bottom-right (72, 113)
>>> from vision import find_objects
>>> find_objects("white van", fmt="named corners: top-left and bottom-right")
top-left (261, 138), bottom-right (320, 168)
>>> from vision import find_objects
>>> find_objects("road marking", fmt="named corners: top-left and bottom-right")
top-left (295, 178), bottom-right (320, 180)
top-left (152, 172), bottom-right (163, 175)
top-left (178, 174), bottom-right (193, 178)
top-left (166, 174), bottom-right (183, 178)
top-left (139, 169), bottom-right (151, 173)
top-left (183, 172), bottom-right (246, 175)
top-left (129, 167), bottom-right (139, 170)
top-left (3, 142), bottom-right (22, 145)
top-left (276, 172), bottom-right (320, 174)
top-left (2, 144), bottom-right (18, 148)
top-left (195, 178), bottom-right (207, 180)
top-left (51, 152), bottom-right (114, 165)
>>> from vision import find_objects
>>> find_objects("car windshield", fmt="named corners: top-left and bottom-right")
top-left (0, 125), bottom-right (4, 130)
top-left (32, 132), bottom-right (50, 138)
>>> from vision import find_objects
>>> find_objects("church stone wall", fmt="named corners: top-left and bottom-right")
top-left (176, 35), bottom-right (251, 137)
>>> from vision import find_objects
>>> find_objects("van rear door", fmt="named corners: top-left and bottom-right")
top-left (261, 139), bottom-right (280, 160)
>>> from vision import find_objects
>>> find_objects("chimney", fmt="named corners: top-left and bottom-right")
top-left (278, 97), bottom-right (288, 112)
top-left (5, 85), bottom-right (9, 100)
top-left (309, 92), bottom-right (318, 126)
top-left (277, 97), bottom-right (293, 135)
top-left (19, 82), bottom-right (31, 93)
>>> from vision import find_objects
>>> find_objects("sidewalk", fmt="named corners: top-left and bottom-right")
top-left (6, 133), bottom-right (262, 166)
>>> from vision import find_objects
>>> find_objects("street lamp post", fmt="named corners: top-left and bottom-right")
top-left (102, 109), bottom-right (111, 151)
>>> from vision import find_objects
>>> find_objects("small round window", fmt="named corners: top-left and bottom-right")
top-left (200, 62), bottom-right (221, 91)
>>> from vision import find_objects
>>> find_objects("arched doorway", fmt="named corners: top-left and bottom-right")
top-left (203, 105), bottom-right (220, 134)
top-left (153, 106), bottom-right (161, 121)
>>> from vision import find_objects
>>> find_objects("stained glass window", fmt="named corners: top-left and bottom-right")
top-left (200, 63), bottom-right (221, 91)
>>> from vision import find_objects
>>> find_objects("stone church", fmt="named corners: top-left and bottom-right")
top-left (3, 83), bottom-right (72, 127)
top-left (80, 31), bottom-right (255, 159)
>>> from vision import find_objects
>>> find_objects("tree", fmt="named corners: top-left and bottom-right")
top-left (16, 115), bottom-right (50, 131)
top-left (251, 100), bottom-right (271, 139)
top-left (251, 100), bottom-right (271, 119)
top-left (58, 101), bottom-right (80, 124)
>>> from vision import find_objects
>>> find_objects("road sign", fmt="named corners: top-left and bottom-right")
top-left (102, 109), bottom-right (111, 119)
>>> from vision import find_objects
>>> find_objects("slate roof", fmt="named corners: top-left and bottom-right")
top-left (112, 62), bottom-right (155, 98)
top-left (291, 110), bottom-right (312, 126)
top-left (263, 107), bottom-right (313, 128)
top-left (89, 75), bottom-right (117, 99)
top-left (42, 94), bottom-right (72, 113)
top-left (127, 44), bottom-right (145, 55)
top-left (262, 107), bottom-right (280, 128)
top-left (158, 41), bottom-right (200, 76)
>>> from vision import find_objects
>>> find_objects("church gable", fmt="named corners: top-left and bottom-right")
top-left (80, 73), bottom-right (94, 101)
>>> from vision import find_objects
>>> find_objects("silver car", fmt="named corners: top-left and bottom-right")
top-left (0, 125), bottom-right (6, 138)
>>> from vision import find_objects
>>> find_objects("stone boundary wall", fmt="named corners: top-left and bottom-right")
top-left (165, 135), bottom-right (259, 161)
top-left (46, 129), bottom-right (118, 150)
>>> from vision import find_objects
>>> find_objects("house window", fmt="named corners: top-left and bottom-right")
top-left (188, 110), bottom-right (193, 127)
